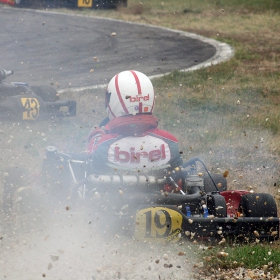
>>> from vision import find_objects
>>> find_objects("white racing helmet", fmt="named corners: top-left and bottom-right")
top-left (105, 70), bottom-right (155, 120)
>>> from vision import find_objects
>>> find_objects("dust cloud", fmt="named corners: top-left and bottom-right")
top-left (0, 204), bottom-right (195, 280)
top-left (0, 119), bottom-right (195, 280)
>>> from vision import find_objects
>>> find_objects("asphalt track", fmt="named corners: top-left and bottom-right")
top-left (0, 6), bottom-right (233, 90)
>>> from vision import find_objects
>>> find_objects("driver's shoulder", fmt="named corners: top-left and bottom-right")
top-left (148, 128), bottom-right (179, 142)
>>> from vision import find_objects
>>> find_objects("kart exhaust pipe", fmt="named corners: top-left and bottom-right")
top-left (112, 189), bottom-right (202, 206)
top-left (149, 188), bottom-right (202, 204)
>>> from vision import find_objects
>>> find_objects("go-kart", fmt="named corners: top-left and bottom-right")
top-left (41, 146), bottom-right (279, 243)
top-left (0, 68), bottom-right (76, 121)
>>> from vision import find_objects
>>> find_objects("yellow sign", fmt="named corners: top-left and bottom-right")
top-left (134, 207), bottom-right (183, 242)
top-left (78, 0), bottom-right (93, 7)
top-left (21, 98), bottom-right (40, 120)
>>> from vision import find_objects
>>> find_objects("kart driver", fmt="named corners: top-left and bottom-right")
top-left (87, 70), bottom-right (183, 177)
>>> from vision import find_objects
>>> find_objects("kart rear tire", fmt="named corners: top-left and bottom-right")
top-left (239, 193), bottom-right (278, 217)
top-left (203, 174), bottom-right (227, 192)
top-left (31, 85), bottom-right (59, 102)
top-left (207, 193), bottom-right (227, 217)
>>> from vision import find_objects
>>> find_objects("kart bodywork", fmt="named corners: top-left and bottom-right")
top-left (0, 69), bottom-right (76, 120)
top-left (41, 147), bottom-right (279, 243)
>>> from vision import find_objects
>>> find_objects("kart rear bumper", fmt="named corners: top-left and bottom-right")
top-left (134, 205), bottom-right (279, 242)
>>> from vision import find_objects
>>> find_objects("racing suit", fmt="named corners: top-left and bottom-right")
top-left (88, 114), bottom-right (183, 174)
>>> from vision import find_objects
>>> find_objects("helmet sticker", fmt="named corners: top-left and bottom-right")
top-left (108, 136), bottom-right (171, 168)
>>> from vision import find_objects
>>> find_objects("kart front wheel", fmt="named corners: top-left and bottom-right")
top-left (239, 193), bottom-right (278, 217)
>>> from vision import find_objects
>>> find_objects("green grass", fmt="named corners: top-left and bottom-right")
top-left (212, 0), bottom-right (280, 11)
top-left (199, 243), bottom-right (280, 275)
top-left (120, 0), bottom-right (280, 13)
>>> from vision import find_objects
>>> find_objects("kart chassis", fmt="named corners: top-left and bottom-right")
top-left (42, 147), bottom-right (280, 242)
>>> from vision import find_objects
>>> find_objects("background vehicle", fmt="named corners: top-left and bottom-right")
top-left (0, 68), bottom-right (76, 121)
top-left (0, 0), bottom-right (127, 9)
top-left (41, 148), bottom-right (279, 242)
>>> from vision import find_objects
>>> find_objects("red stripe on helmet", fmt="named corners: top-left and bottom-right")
top-left (115, 73), bottom-right (129, 114)
top-left (130, 70), bottom-right (142, 95)
top-left (130, 70), bottom-right (143, 113)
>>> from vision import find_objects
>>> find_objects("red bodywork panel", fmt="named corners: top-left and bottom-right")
top-left (0, 0), bottom-right (15, 5)
top-left (221, 190), bottom-right (250, 217)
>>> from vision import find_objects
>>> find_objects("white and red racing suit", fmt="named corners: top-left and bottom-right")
top-left (87, 114), bottom-right (183, 174)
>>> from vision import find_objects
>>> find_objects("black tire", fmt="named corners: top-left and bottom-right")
top-left (93, 0), bottom-right (126, 9)
top-left (207, 193), bottom-right (227, 217)
top-left (30, 85), bottom-right (59, 102)
top-left (14, 0), bottom-right (31, 7)
top-left (203, 174), bottom-right (227, 193)
top-left (239, 193), bottom-right (278, 217)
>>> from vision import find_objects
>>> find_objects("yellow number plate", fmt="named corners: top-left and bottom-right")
top-left (21, 98), bottom-right (40, 120)
top-left (134, 207), bottom-right (183, 242)
top-left (78, 0), bottom-right (93, 7)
